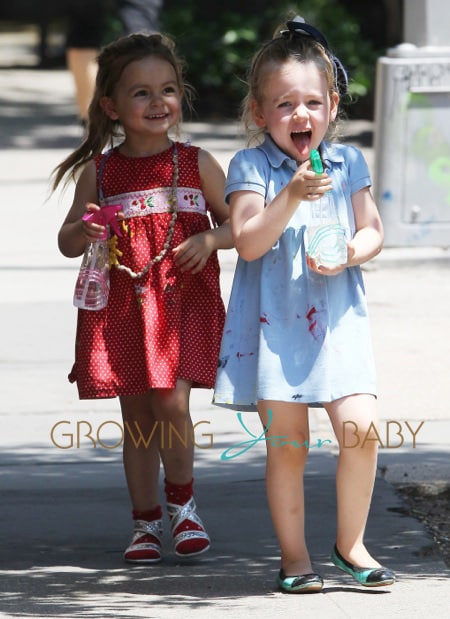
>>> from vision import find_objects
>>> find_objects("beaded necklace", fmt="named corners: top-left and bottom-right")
top-left (114, 143), bottom-right (179, 280)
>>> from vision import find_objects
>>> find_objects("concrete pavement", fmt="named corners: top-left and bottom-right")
top-left (0, 39), bottom-right (449, 618)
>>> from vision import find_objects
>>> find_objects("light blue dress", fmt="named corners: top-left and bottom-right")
top-left (213, 135), bottom-right (377, 411)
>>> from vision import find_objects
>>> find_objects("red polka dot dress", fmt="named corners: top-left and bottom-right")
top-left (69, 142), bottom-right (226, 399)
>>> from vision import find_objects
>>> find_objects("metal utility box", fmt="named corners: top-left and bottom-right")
top-left (374, 0), bottom-right (450, 247)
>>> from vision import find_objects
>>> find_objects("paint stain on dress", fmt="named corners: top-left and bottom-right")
top-left (306, 306), bottom-right (317, 331)
top-left (306, 305), bottom-right (322, 340)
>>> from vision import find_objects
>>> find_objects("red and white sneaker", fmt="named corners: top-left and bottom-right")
top-left (166, 497), bottom-right (210, 557)
top-left (123, 518), bottom-right (163, 564)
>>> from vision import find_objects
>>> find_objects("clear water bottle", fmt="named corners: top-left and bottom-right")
top-left (306, 150), bottom-right (347, 268)
top-left (73, 239), bottom-right (110, 310)
top-left (73, 204), bottom-right (122, 311)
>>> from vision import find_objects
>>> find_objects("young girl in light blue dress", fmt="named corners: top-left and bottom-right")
top-left (213, 16), bottom-right (396, 593)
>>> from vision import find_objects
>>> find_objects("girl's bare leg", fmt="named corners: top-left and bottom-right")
top-left (258, 400), bottom-right (312, 575)
top-left (151, 379), bottom-right (210, 556)
top-left (120, 391), bottom-right (161, 512)
top-left (326, 394), bottom-right (381, 567)
top-left (150, 379), bottom-right (194, 485)
top-left (120, 379), bottom-right (194, 512)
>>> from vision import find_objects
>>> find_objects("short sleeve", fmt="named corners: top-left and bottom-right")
top-left (345, 145), bottom-right (372, 195)
top-left (225, 149), bottom-right (269, 203)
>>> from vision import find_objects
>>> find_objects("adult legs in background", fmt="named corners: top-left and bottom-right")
top-left (65, 0), bottom-right (109, 123)
top-left (66, 48), bottom-right (98, 123)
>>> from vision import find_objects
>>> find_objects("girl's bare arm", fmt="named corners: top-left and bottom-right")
top-left (57, 162), bottom-right (103, 258)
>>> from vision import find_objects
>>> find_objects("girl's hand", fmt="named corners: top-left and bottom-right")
top-left (289, 160), bottom-right (333, 202)
top-left (81, 203), bottom-right (106, 242)
top-left (306, 240), bottom-right (354, 276)
top-left (172, 231), bottom-right (214, 274)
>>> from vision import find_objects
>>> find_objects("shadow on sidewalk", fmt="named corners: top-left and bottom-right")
top-left (0, 441), bottom-right (448, 617)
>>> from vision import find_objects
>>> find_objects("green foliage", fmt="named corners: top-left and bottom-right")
top-left (290, 0), bottom-right (380, 98)
top-left (162, 7), bottom-right (261, 117)
top-left (161, 1), bottom-right (380, 118)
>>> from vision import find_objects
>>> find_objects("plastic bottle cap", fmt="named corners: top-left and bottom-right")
top-left (310, 149), bottom-right (324, 175)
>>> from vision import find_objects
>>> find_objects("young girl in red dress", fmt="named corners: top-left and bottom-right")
top-left (53, 33), bottom-right (232, 563)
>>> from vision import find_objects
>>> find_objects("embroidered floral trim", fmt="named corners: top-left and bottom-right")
top-left (102, 187), bottom-right (206, 219)
top-left (108, 143), bottom-right (179, 279)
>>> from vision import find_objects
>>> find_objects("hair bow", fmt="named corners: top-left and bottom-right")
top-left (280, 16), bottom-right (349, 95)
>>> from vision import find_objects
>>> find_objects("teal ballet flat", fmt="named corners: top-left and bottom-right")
top-left (277, 569), bottom-right (324, 593)
top-left (331, 545), bottom-right (396, 587)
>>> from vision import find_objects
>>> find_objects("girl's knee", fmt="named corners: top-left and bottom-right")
top-left (120, 392), bottom-right (152, 424)
top-left (340, 419), bottom-right (380, 451)
top-left (327, 395), bottom-right (379, 451)
top-left (267, 440), bottom-right (309, 469)
top-left (152, 386), bottom-right (190, 423)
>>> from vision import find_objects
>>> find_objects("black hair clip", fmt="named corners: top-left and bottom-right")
top-left (281, 17), bottom-right (330, 49)
top-left (280, 16), bottom-right (348, 96)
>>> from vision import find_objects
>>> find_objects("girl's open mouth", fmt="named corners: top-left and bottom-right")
top-left (291, 131), bottom-right (312, 155)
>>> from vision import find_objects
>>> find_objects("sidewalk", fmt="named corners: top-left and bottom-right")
top-left (0, 52), bottom-right (449, 618)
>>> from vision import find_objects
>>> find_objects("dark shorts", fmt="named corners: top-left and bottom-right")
top-left (66, 0), bottom-right (110, 48)
top-left (118, 0), bottom-right (162, 35)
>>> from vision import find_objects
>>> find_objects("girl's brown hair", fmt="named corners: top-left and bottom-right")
top-left (53, 33), bottom-right (191, 190)
top-left (242, 19), bottom-right (345, 145)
